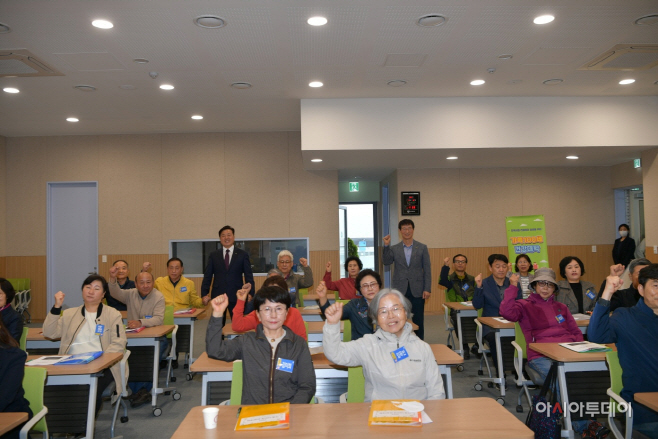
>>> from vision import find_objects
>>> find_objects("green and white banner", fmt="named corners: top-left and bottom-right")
top-left (505, 215), bottom-right (549, 269)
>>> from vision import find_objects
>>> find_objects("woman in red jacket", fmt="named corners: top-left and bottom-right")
top-left (323, 256), bottom-right (362, 300)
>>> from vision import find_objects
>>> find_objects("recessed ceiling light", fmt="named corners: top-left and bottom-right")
top-left (566, 155), bottom-right (579, 160)
top-left (0, 22), bottom-right (11, 33)
top-left (133, 58), bottom-right (149, 64)
top-left (309, 81), bottom-right (323, 88)
top-left (230, 82), bottom-right (252, 89)
top-left (498, 54), bottom-right (513, 60)
top-left (619, 79), bottom-right (635, 85)
top-left (3, 87), bottom-right (19, 93)
top-left (307, 16), bottom-right (328, 26)
top-left (74, 85), bottom-right (97, 92)
top-left (311, 158), bottom-right (323, 163)
top-left (470, 79), bottom-right (485, 85)
top-left (191, 115), bottom-right (203, 120)
top-left (92, 19), bottom-right (113, 29)
top-left (66, 117), bottom-right (79, 122)
top-left (417, 14), bottom-right (447, 27)
top-left (533, 15), bottom-right (555, 25)
top-left (159, 84), bottom-right (174, 90)
top-left (194, 15), bottom-right (226, 29)
top-left (387, 80), bottom-right (407, 87)
top-left (634, 14), bottom-right (658, 26)
top-left (446, 156), bottom-right (458, 160)
top-left (543, 79), bottom-right (563, 85)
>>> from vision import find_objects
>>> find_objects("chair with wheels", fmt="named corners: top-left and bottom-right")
top-left (163, 306), bottom-right (181, 400)
top-left (606, 350), bottom-right (634, 439)
top-left (474, 309), bottom-right (494, 391)
top-left (511, 322), bottom-right (543, 413)
top-left (443, 303), bottom-right (456, 350)
top-left (20, 366), bottom-right (48, 439)
top-left (110, 350), bottom-right (131, 439)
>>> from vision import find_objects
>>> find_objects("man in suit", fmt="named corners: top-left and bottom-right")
top-left (382, 219), bottom-right (431, 339)
top-left (201, 225), bottom-right (255, 320)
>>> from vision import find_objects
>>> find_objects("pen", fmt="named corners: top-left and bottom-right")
top-left (236, 407), bottom-right (242, 418)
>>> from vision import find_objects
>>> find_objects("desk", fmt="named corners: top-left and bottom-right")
top-left (530, 343), bottom-right (615, 438)
top-left (171, 398), bottom-right (534, 439)
top-left (444, 302), bottom-right (478, 358)
top-left (27, 352), bottom-right (122, 439)
top-left (223, 321), bottom-right (343, 345)
top-left (0, 413), bottom-right (28, 436)
top-left (635, 392), bottom-right (658, 413)
top-left (430, 344), bottom-right (464, 399)
top-left (125, 325), bottom-right (175, 412)
top-left (300, 306), bottom-right (323, 322)
top-left (26, 327), bottom-right (60, 350)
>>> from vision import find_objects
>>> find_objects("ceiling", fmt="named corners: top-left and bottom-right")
top-left (1, 0), bottom-right (657, 178)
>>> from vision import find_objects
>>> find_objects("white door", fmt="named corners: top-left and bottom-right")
top-left (47, 182), bottom-right (99, 310)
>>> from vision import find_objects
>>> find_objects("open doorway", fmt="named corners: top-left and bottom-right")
top-left (338, 203), bottom-right (378, 274)
top-left (614, 186), bottom-right (645, 258)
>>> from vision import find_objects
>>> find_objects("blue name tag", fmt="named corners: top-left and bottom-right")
top-left (145, 315), bottom-right (152, 319)
top-left (181, 286), bottom-right (187, 292)
top-left (289, 287), bottom-right (297, 293)
top-left (95, 324), bottom-right (105, 335)
top-left (390, 346), bottom-right (409, 363)
top-left (586, 290), bottom-right (596, 300)
top-left (276, 358), bottom-right (294, 373)
top-left (555, 314), bottom-right (565, 324)
top-left (463, 283), bottom-right (470, 291)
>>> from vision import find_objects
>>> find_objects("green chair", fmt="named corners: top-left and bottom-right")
top-left (606, 350), bottom-right (633, 439)
top-left (19, 326), bottom-right (28, 352)
top-left (299, 288), bottom-right (310, 306)
top-left (219, 360), bottom-right (243, 405)
top-left (163, 306), bottom-right (180, 397)
top-left (20, 366), bottom-right (48, 439)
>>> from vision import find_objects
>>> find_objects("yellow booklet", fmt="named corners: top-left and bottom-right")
top-left (235, 402), bottom-right (290, 431)
top-left (367, 400), bottom-right (422, 427)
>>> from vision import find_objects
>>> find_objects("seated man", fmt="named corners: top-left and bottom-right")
top-left (472, 254), bottom-right (521, 383)
top-left (144, 258), bottom-right (203, 311)
top-left (318, 269), bottom-right (382, 341)
top-left (206, 287), bottom-right (316, 404)
top-left (104, 259), bottom-right (135, 311)
top-left (43, 275), bottom-right (127, 417)
top-left (277, 250), bottom-right (313, 307)
top-left (588, 267), bottom-right (658, 437)
top-left (108, 269), bottom-right (166, 407)
top-left (232, 276), bottom-right (308, 340)
top-left (438, 254), bottom-right (476, 358)
top-left (596, 258), bottom-right (651, 312)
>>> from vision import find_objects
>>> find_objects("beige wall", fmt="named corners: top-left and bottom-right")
top-left (395, 166), bottom-right (614, 248)
top-left (642, 148), bottom-right (658, 263)
top-left (611, 160), bottom-right (643, 189)
top-left (0, 135), bottom-right (5, 257)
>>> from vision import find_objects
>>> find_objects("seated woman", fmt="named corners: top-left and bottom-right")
top-left (514, 254), bottom-right (535, 299)
top-left (500, 267), bottom-right (583, 381)
top-left (231, 276), bottom-right (308, 340)
top-left (322, 288), bottom-right (445, 401)
top-left (0, 317), bottom-right (32, 439)
top-left (206, 286), bottom-right (316, 404)
top-left (43, 275), bottom-right (127, 414)
top-left (0, 278), bottom-right (23, 342)
top-left (322, 256), bottom-right (362, 300)
top-left (318, 269), bottom-right (382, 340)
top-left (556, 256), bottom-right (597, 315)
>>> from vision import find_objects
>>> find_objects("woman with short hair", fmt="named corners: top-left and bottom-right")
top-left (323, 256), bottom-right (363, 300)
top-left (556, 256), bottom-right (597, 314)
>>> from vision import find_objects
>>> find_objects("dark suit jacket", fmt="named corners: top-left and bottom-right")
top-left (472, 275), bottom-right (519, 336)
top-left (382, 239), bottom-right (431, 298)
top-left (201, 247), bottom-right (255, 308)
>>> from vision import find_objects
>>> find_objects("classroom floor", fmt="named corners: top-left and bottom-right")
top-left (30, 315), bottom-right (530, 438)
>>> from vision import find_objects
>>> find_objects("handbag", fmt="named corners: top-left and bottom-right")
top-left (526, 362), bottom-right (562, 439)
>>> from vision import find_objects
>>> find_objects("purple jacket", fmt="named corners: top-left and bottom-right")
top-left (500, 285), bottom-right (583, 362)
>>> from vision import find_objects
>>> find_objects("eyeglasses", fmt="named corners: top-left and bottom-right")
top-left (377, 306), bottom-right (404, 317)
top-left (278, 260), bottom-right (292, 264)
top-left (259, 306), bottom-right (287, 315)
top-left (454, 260), bottom-right (467, 264)
top-left (535, 281), bottom-right (556, 289)
top-left (360, 282), bottom-right (379, 290)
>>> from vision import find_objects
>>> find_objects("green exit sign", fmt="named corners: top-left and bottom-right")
top-left (634, 159), bottom-right (641, 169)
top-left (349, 182), bottom-right (359, 192)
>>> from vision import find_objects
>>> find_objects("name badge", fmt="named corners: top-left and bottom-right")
top-left (145, 315), bottom-right (152, 319)
top-left (586, 290), bottom-right (596, 300)
top-left (276, 358), bottom-right (295, 373)
top-left (463, 283), bottom-right (470, 291)
top-left (95, 324), bottom-right (105, 335)
top-left (390, 346), bottom-right (409, 363)
top-left (555, 314), bottom-right (565, 324)
top-left (180, 286), bottom-right (187, 293)
top-left (289, 287), bottom-right (297, 293)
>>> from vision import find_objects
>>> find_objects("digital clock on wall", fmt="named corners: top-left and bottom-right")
top-left (401, 192), bottom-right (420, 216)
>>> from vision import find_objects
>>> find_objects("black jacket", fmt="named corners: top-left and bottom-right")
top-left (1, 305), bottom-right (23, 343)
top-left (201, 248), bottom-right (255, 307)
top-left (0, 346), bottom-right (33, 427)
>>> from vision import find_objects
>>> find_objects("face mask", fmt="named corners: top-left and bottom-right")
top-left (620, 230), bottom-right (628, 237)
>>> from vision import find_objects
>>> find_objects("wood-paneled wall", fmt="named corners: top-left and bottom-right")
top-left (1, 256), bottom-right (47, 321)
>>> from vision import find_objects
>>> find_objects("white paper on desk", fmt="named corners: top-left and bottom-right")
top-left (421, 411), bottom-right (433, 424)
top-left (304, 305), bottom-right (319, 310)
top-left (460, 302), bottom-right (472, 306)
top-left (493, 317), bottom-right (512, 323)
top-left (27, 355), bottom-right (70, 366)
top-left (309, 346), bottom-right (324, 355)
top-left (571, 313), bottom-right (591, 320)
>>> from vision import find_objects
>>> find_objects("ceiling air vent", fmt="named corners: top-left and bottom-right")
top-left (0, 49), bottom-right (63, 77)
top-left (579, 44), bottom-right (658, 71)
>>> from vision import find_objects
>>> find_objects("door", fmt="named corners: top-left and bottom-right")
top-left (339, 207), bottom-right (348, 266)
top-left (47, 182), bottom-right (99, 310)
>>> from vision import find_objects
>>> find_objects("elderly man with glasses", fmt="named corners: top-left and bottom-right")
top-left (439, 254), bottom-right (477, 358)
top-left (276, 250), bottom-right (314, 307)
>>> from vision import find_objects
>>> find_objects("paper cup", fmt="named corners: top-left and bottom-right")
top-left (202, 407), bottom-right (219, 429)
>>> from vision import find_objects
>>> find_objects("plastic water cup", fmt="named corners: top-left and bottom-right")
top-left (202, 407), bottom-right (219, 429)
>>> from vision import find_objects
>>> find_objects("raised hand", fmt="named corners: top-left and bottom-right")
top-left (299, 258), bottom-right (308, 267)
top-left (54, 291), bottom-right (65, 308)
top-left (236, 283), bottom-right (252, 301)
top-left (324, 302), bottom-right (344, 325)
top-left (609, 264), bottom-right (625, 277)
top-left (326, 261), bottom-right (332, 272)
top-left (475, 273), bottom-right (483, 288)
top-left (602, 275), bottom-right (624, 301)
top-left (383, 235), bottom-right (391, 246)
top-left (142, 261), bottom-right (152, 272)
top-left (509, 273), bottom-right (520, 287)
top-left (444, 257), bottom-right (450, 266)
top-left (108, 265), bottom-right (118, 279)
top-left (210, 294), bottom-right (229, 318)
top-left (316, 281), bottom-right (327, 298)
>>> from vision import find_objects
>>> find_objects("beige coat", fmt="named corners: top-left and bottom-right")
top-left (108, 282), bottom-right (165, 327)
top-left (43, 303), bottom-right (128, 394)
